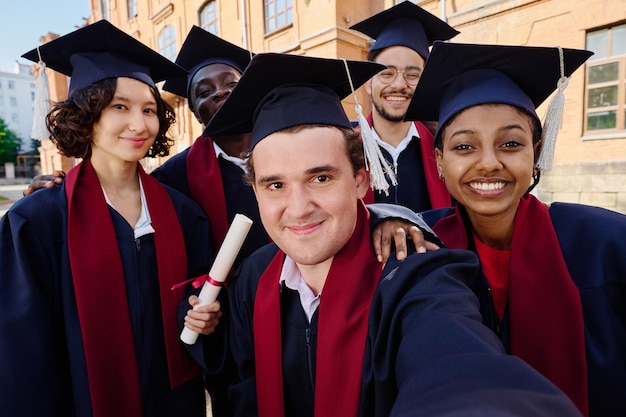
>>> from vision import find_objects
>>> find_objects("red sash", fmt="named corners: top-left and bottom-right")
top-left (433, 195), bottom-right (588, 415)
top-left (363, 114), bottom-right (450, 209)
top-left (254, 201), bottom-right (379, 417)
top-left (187, 136), bottom-right (229, 250)
top-left (66, 160), bottom-right (199, 417)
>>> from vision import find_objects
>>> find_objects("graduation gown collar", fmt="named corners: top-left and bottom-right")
top-left (187, 135), bottom-right (229, 250)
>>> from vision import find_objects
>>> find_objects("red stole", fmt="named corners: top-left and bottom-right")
top-left (65, 160), bottom-right (199, 417)
top-left (362, 114), bottom-right (450, 209)
top-left (187, 136), bottom-right (229, 250)
top-left (433, 195), bottom-right (588, 416)
top-left (253, 201), bottom-right (379, 417)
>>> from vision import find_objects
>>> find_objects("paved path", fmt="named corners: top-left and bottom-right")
top-left (0, 184), bottom-right (28, 218)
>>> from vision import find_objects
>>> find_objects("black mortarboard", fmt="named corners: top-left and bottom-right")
top-left (21, 19), bottom-right (186, 95)
top-left (405, 42), bottom-right (593, 130)
top-left (204, 53), bottom-right (385, 149)
top-left (162, 26), bottom-right (253, 99)
top-left (349, 2), bottom-right (459, 60)
top-left (404, 42), bottom-right (593, 170)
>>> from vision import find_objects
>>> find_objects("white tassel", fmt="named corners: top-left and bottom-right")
top-left (537, 47), bottom-right (568, 172)
top-left (342, 60), bottom-right (397, 195)
top-left (30, 47), bottom-right (51, 141)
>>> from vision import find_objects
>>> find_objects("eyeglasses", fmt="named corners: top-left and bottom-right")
top-left (377, 67), bottom-right (421, 86)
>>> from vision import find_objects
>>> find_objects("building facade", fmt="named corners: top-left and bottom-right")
top-left (38, 0), bottom-right (626, 213)
top-left (0, 62), bottom-right (36, 150)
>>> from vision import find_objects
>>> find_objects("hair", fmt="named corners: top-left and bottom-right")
top-left (244, 124), bottom-right (364, 186)
top-left (46, 77), bottom-right (176, 159)
top-left (435, 103), bottom-right (543, 192)
top-left (367, 48), bottom-right (382, 63)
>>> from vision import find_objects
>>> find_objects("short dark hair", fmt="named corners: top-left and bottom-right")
top-left (244, 124), bottom-right (364, 185)
top-left (46, 77), bottom-right (176, 159)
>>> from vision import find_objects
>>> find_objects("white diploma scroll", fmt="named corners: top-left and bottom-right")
top-left (180, 213), bottom-right (253, 345)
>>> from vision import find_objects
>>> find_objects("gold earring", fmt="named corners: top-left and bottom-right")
top-left (438, 172), bottom-right (445, 181)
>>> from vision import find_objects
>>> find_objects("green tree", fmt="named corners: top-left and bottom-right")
top-left (0, 117), bottom-right (22, 164)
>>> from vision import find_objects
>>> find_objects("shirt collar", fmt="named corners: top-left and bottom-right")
top-left (212, 140), bottom-right (249, 173)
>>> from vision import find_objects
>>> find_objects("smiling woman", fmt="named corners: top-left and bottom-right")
top-left (0, 20), bottom-right (215, 417)
top-left (407, 41), bottom-right (626, 417)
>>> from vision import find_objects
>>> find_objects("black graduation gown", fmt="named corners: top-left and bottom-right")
top-left (227, 243), bottom-right (582, 417)
top-left (0, 182), bottom-right (212, 417)
top-left (420, 202), bottom-right (626, 417)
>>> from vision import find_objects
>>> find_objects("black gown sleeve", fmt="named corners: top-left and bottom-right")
top-left (360, 248), bottom-right (583, 417)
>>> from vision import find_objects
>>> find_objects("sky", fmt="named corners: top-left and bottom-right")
top-left (1, 0), bottom-right (91, 73)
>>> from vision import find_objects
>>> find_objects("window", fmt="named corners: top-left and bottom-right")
top-left (264, 0), bottom-right (293, 34)
top-left (127, 0), bottom-right (138, 18)
top-left (0, 96), bottom-right (4, 106)
top-left (10, 97), bottom-right (17, 106)
top-left (158, 25), bottom-right (177, 61)
top-left (100, 0), bottom-right (110, 20)
top-left (585, 24), bottom-right (626, 132)
top-left (12, 113), bottom-right (18, 123)
top-left (8, 81), bottom-right (15, 90)
top-left (199, 1), bottom-right (218, 35)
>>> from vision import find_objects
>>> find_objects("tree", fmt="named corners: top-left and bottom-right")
top-left (0, 117), bottom-right (22, 164)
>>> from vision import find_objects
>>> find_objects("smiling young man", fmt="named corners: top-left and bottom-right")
top-left (204, 52), bottom-right (584, 417)
top-left (350, 2), bottom-right (456, 212)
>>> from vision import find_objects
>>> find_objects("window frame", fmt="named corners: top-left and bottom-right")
top-left (584, 24), bottom-right (626, 135)
top-left (199, 0), bottom-right (219, 35)
top-left (264, 0), bottom-right (293, 35)
top-left (158, 25), bottom-right (177, 61)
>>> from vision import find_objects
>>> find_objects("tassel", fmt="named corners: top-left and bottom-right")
top-left (342, 59), bottom-right (397, 195)
top-left (30, 47), bottom-right (51, 141)
top-left (537, 46), bottom-right (568, 172)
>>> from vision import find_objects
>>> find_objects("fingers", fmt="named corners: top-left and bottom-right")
top-left (372, 226), bottom-right (383, 263)
top-left (393, 228), bottom-right (408, 261)
top-left (23, 172), bottom-right (66, 196)
top-left (184, 299), bottom-right (222, 335)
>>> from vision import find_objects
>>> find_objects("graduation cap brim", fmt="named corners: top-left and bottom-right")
top-left (349, 2), bottom-right (459, 55)
top-left (162, 26), bottom-right (253, 98)
top-left (22, 20), bottom-right (186, 87)
top-left (405, 42), bottom-right (594, 124)
top-left (204, 53), bottom-right (385, 138)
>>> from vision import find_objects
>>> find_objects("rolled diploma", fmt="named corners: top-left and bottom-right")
top-left (180, 213), bottom-right (253, 345)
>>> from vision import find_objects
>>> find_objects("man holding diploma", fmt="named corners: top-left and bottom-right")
top-left (203, 53), bottom-right (583, 417)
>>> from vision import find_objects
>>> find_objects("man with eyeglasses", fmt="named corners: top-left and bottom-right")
top-left (350, 2), bottom-right (457, 212)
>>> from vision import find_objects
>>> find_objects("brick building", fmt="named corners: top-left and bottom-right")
top-left (38, 0), bottom-right (626, 212)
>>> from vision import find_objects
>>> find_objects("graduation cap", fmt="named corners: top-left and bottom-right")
top-left (205, 53), bottom-right (384, 146)
top-left (162, 26), bottom-right (253, 99)
top-left (349, 1), bottom-right (459, 60)
top-left (205, 53), bottom-right (399, 192)
top-left (22, 19), bottom-right (187, 95)
top-left (404, 42), bottom-right (593, 170)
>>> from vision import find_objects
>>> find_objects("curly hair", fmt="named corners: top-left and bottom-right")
top-left (244, 124), bottom-right (364, 186)
top-left (46, 77), bottom-right (176, 159)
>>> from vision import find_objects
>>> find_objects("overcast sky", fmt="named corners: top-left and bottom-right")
top-left (1, 1), bottom-right (91, 72)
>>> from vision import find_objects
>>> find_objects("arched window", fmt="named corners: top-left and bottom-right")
top-left (199, 1), bottom-right (219, 35)
top-left (158, 25), bottom-right (177, 61)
